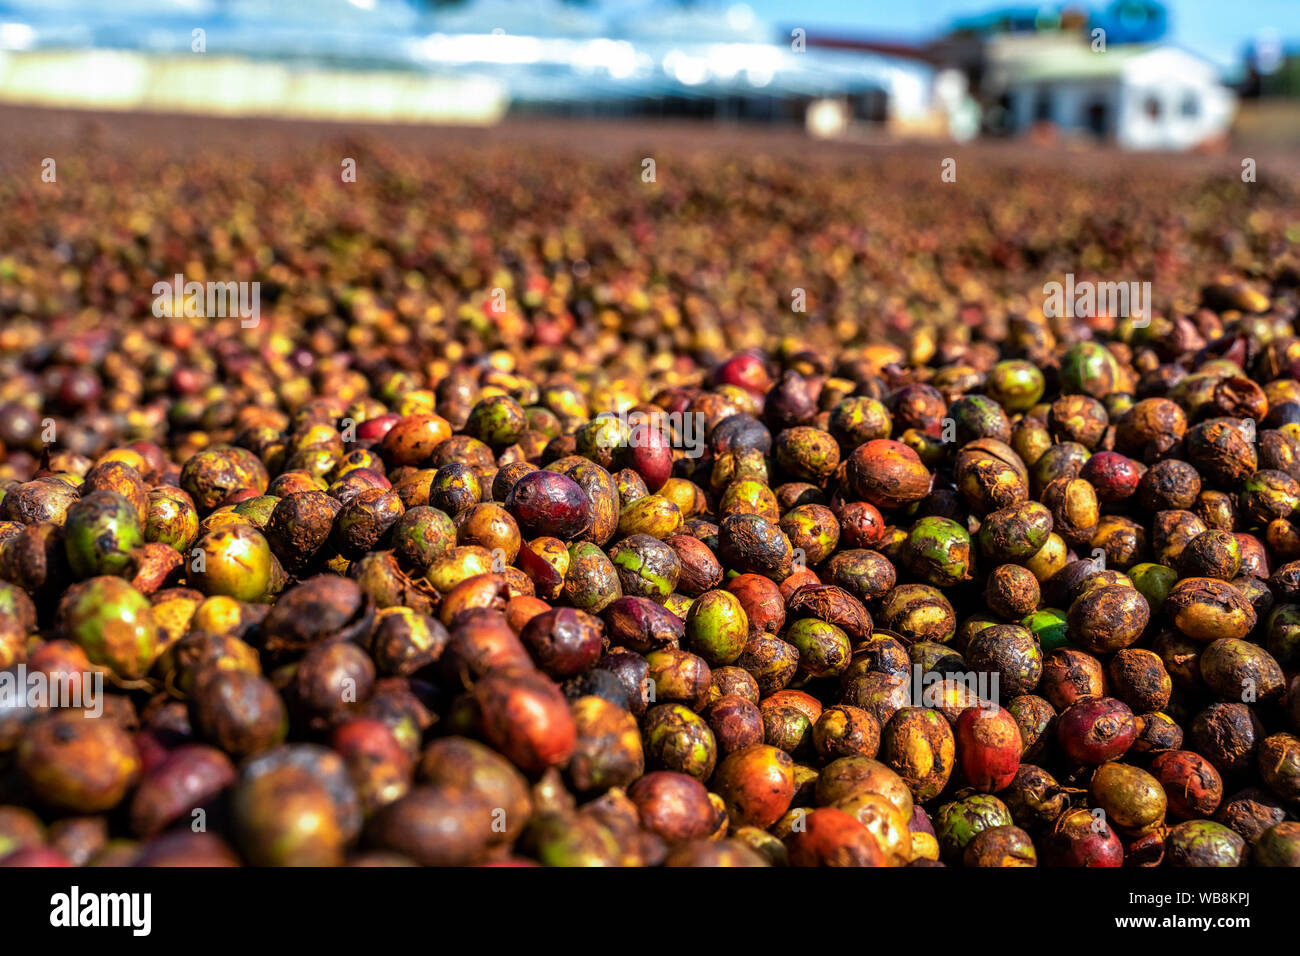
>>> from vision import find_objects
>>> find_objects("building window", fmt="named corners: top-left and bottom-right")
top-left (1085, 99), bottom-right (1109, 137)
top-left (854, 89), bottom-right (888, 124)
top-left (1144, 96), bottom-right (1162, 120)
top-left (988, 92), bottom-right (1013, 134)
top-left (1180, 93), bottom-right (1199, 117)
top-left (1034, 87), bottom-right (1053, 122)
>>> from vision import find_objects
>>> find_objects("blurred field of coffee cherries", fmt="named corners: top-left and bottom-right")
top-left (1, 130), bottom-right (1300, 867)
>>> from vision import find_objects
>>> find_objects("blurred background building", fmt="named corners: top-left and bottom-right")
top-left (0, 0), bottom-right (947, 133)
top-left (0, 0), bottom-right (1292, 148)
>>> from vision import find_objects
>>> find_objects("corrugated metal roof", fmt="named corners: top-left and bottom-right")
top-left (0, 0), bottom-right (937, 103)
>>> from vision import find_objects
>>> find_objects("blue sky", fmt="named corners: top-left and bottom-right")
top-left (743, 0), bottom-right (1300, 72)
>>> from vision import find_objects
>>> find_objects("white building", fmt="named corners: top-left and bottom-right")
top-left (0, 0), bottom-right (941, 127)
top-left (984, 34), bottom-right (1235, 150)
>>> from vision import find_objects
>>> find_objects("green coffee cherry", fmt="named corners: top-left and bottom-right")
top-left (1128, 562), bottom-right (1178, 616)
top-left (564, 541), bottom-right (623, 613)
top-left (985, 360), bottom-right (1045, 413)
top-left (145, 488), bottom-right (200, 553)
top-left (610, 534), bottom-right (681, 601)
top-left (56, 576), bottom-right (159, 679)
top-left (1021, 608), bottom-right (1070, 653)
top-left (618, 495), bottom-right (684, 539)
top-left (465, 395), bottom-right (528, 448)
top-left (935, 793), bottom-right (1013, 861)
top-left (64, 490), bottom-right (143, 579)
top-left (392, 506), bottom-right (457, 572)
top-left (904, 517), bottom-right (972, 587)
top-left (1059, 341), bottom-right (1121, 399)
top-left (785, 617), bottom-right (852, 679)
top-left (192, 524), bottom-right (276, 603)
top-left (684, 589), bottom-right (749, 666)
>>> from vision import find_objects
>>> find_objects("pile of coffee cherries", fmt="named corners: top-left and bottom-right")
top-left (0, 135), bottom-right (1299, 865)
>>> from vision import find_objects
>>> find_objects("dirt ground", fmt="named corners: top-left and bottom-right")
top-left (2, 103), bottom-right (1298, 174)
